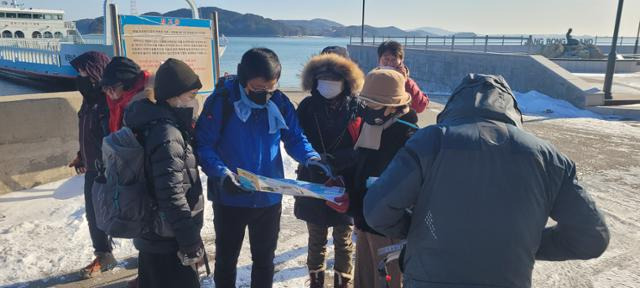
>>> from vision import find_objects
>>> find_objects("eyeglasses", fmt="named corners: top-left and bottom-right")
top-left (247, 82), bottom-right (279, 94)
top-left (101, 83), bottom-right (123, 93)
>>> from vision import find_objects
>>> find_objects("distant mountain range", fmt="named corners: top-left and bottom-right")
top-left (74, 6), bottom-right (475, 38)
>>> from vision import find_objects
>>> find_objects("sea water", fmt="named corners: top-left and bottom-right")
top-left (0, 37), bottom-right (351, 96)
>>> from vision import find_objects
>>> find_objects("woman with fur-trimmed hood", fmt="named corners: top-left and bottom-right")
top-left (295, 48), bottom-right (365, 288)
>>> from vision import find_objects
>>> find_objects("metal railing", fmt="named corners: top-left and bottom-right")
top-left (349, 35), bottom-right (640, 54)
top-left (0, 45), bottom-right (61, 66)
top-left (0, 39), bottom-right (61, 51)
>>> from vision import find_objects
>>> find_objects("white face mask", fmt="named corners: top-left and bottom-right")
top-left (378, 65), bottom-right (397, 70)
top-left (316, 80), bottom-right (344, 99)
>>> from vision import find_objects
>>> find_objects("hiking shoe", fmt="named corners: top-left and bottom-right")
top-left (334, 271), bottom-right (352, 288)
top-left (308, 269), bottom-right (325, 288)
top-left (80, 252), bottom-right (117, 279)
top-left (127, 276), bottom-right (139, 288)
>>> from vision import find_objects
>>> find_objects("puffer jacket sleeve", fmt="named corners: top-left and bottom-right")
top-left (364, 126), bottom-right (442, 239)
top-left (195, 92), bottom-right (229, 178)
top-left (280, 93), bottom-right (321, 164)
top-left (536, 158), bottom-right (609, 260)
top-left (406, 77), bottom-right (429, 113)
top-left (147, 127), bottom-right (202, 249)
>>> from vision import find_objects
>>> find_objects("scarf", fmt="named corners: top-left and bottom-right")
top-left (354, 110), bottom-right (413, 150)
top-left (233, 84), bottom-right (288, 134)
top-left (106, 71), bottom-right (150, 132)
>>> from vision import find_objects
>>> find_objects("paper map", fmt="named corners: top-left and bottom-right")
top-left (237, 168), bottom-right (345, 204)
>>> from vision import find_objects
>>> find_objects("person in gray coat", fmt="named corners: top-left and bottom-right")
top-left (363, 74), bottom-right (609, 288)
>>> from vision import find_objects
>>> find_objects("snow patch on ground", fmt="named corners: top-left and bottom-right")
top-left (0, 147), bottom-right (313, 287)
top-left (514, 91), bottom-right (603, 119)
top-left (0, 176), bottom-right (137, 286)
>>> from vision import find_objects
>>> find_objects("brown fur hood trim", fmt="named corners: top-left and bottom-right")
top-left (301, 53), bottom-right (365, 94)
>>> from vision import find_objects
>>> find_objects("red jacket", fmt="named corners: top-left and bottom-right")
top-left (406, 77), bottom-right (429, 113)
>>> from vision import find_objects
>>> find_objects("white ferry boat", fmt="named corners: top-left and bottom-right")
top-left (0, 0), bottom-right (224, 90)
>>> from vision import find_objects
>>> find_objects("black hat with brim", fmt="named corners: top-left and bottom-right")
top-left (100, 56), bottom-right (142, 88)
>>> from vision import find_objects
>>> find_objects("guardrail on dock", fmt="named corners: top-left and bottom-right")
top-left (350, 35), bottom-right (640, 54)
top-left (0, 44), bottom-right (61, 66)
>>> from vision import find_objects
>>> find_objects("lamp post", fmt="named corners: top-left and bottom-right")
top-left (634, 19), bottom-right (639, 54)
top-left (361, 0), bottom-right (365, 45)
top-left (603, 0), bottom-right (624, 101)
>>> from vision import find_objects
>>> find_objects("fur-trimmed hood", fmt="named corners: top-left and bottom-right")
top-left (301, 53), bottom-right (365, 95)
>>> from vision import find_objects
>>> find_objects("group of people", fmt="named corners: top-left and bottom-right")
top-left (70, 39), bottom-right (610, 288)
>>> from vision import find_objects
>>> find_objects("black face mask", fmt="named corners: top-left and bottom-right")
top-left (76, 76), bottom-right (101, 104)
top-left (172, 107), bottom-right (196, 131)
top-left (247, 89), bottom-right (273, 106)
top-left (363, 106), bottom-right (395, 126)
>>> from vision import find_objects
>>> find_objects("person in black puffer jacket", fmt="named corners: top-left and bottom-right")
top-left (344, 69), bottom-right (419, 288)
top-left (295, 48), bottom-right (365, 288)
top-left (124, 58), bottom-right (205, 288)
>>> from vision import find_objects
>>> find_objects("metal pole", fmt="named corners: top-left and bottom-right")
top-left (109, 4), bottom-right (122, 56)
top-left (425, 35), bottom-right (429, 51)
top-left (604, 0), bottom-right (624, 100)
top-left (212, 12), bottom-right (221, 84)
top-left (185, 0), bottom-right (199, 19)
top-left (634, 19), bottom-right (640, 54)
top-left (360, 0), bottom-right (365, 45)
top-left (451, 35), bottom-right (455, 51)
top-left (484, 35), bottom-right (489, 53)
top-left (103, 0), bottom-right (113, 45)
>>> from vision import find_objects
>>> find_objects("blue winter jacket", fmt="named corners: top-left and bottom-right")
top-left (196, 78), bottom-right (320, 208)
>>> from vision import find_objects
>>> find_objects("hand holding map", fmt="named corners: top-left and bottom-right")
top-left (236, 168), bottom-right (345, 204)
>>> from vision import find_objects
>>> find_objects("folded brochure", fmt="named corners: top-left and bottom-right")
top-left (237, 168), bottom-right (345, 204)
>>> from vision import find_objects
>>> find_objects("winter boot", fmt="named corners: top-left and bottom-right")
top-left (333, 271), bottom-right (351, 288)
top-left (80, 252), bottom-right (117, 279)
top-left (308, 269), bottom-right (325, 288)
top-left (127, 276), bottom-right (139, 288)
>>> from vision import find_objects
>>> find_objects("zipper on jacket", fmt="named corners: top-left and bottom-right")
top-left (81, 112), bottom-right (88, 167)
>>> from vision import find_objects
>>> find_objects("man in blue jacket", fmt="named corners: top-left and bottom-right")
top-left (196, 48), bottom-right (330, 288)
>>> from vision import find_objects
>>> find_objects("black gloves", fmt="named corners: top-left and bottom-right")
top-left (177, 240), bottom-right (206, 273)
top-left (221, 171), bottom-right (252, 194)
top-left (306, 158), bottom-right (333, 182)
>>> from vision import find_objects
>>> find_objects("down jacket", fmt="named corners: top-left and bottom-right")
top-left (124, 99), bottom-right (204, 253)
top-left (364, 74), bottom-right (609, 288)
top-left (294, 53), bottom-right (365, 226)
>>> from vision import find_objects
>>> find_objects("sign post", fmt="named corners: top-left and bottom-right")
top-left (212, 12), bottom-right (221, 86)
top-left (118, 14), bottom-right (218, 94)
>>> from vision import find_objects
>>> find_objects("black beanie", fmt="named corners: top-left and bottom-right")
top-left (100, 57), bottom-right (142, 88)
top-left (154, 58), bottom-right (202, 103)
top-left (321, 46), bottom-right (349, 59)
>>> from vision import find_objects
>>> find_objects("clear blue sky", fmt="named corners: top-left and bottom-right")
top-left (21, 0), bottom-right (640, 36)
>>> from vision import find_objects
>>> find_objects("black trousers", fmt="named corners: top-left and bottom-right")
top-left (84, 171), bottom-right (112, 253)
top-left (138, 251), bottom-right (200, 288)
top-left (213, 203), bottom-right (282, 288)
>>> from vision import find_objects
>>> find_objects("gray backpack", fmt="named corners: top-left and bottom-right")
top-left (92, 127), bottom-right (153, 238)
